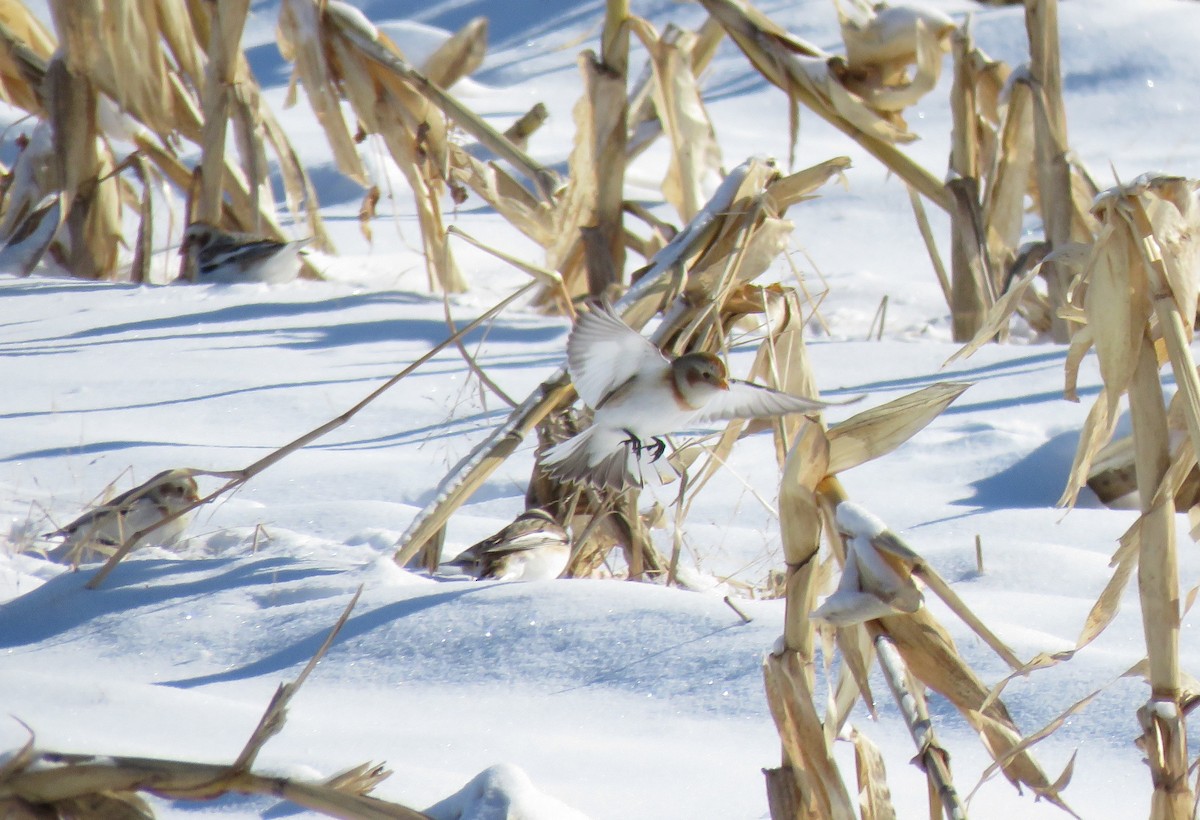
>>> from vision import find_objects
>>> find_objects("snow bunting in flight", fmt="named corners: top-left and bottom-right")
top-left (444, 508), bottom-right (571, 581)
top-left (180, 222), bottom-right (310, 284)
top-left (542, 301), bottom-right (857, 490)
top-left (44, 469), bottom-right (200, 564)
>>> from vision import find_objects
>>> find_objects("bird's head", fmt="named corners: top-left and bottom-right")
top-left (179, 222), bottom-right (218, 256)
top-left (148, 471), bottom-right (201, 508)
top-left (673, 352), bottom-right (729, 405)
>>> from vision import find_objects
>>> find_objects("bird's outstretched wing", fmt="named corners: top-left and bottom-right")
top-left (692, 380), bottom-right (860, 424)
top-left (566, 301), bottom-right (666, 408)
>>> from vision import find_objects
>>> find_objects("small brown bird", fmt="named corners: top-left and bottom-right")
top-left (444, 508), bottom-right (571, 582)
top-left (44, 470), bottom-right (201, 564)
top-left (180, 222), bottom-right (310, 284)
top-left (542, 301), bottom-right (856, 489)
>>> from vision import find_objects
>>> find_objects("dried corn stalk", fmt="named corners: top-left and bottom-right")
top-left (1054, 174), bottom-right (1200, 817)
top-left (767, 370), bottom-right (1079, 817)
top-left (0, 2), bottom-right (326, 280)
top-left (1023, 0), bottom-right (1095, 342)
top-left (281, 1), bottom-right (464, 291)
top-left (699, 0), bottom-right (950, 210)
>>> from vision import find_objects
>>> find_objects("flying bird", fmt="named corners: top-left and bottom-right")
top-left (44, 469), bottom-right (201, 565)
top-left (180, 222), bottom-right (310, 284)
top-left (542, 301), bottom-right (857, 489)
top-left (443, 508), bottom-right (571, 582)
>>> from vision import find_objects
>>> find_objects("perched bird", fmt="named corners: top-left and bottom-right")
top-left (443, 508), bottom-right (571, 582)
top-left (44, 470), bottom-right (201, 564)
top-left (542, 301), bottom-right (856, 489)
top-left (180, 222), bottom-right (310, 284)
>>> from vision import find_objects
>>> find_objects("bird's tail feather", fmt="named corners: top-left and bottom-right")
top-left (542, 429), bottom-right (640, 490)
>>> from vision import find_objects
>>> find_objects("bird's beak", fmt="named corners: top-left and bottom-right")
top-left (716, 376), bottom-right (729, 390)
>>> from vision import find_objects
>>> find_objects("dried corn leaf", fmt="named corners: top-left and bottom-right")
top-left (1087, 190), bottom-right (1152, 397)
top-left (629, 17), bottom-right (723, 222)
top-left (946, 262), bottom-right (1040, 365)
top-left (839, 7), bottom-right (953, 113)
top-left (834, 622), bottom-right (877, 721)
top-left (49, 0), bottom-right (182, 140)
top-left (1062, 324), bottom-right (1095, 403)
top-left (1123, 179), bottom-right (1200, 485)
top-left (1075, 519), bottom-right (1139, 649)
top-left (698, 0), bottom-right (949, 209)
top-left (765, 156), bottom-right (851, 211)
top-left (982, 80), bottom-right (1035, 277)
top-left (966, 707), bottom-right (1082, 814)
top-left (447, 146), bottom-right (556, 247)
top-left (319, 10), bottom-right (464, 292)
top-left (880, 607), bottom-right (1060, 805)
top-left (813, 503), bottom-right (923, 626)
top-left (837, 0), bottom-right (954, 78)
top-left (195, 0), bottom-right (251, 225)
top-left (421, 17), bottom-right (487, 89)
top-left (0, 191), bottom-right (61, 275)
top-left (827, 382), bottom-right (971, 474)
top-left (278, 0), bottom-right (367, 184)
top-left (0, 3), bottom-right (54, 115)
top-left (851, 727), bottom-right (897, 820)
top-left (779, 422), bottom-right (831, 657)
top-left (686, 214), bottom-right (793, 301)
top-left (1059, 386), bottom-right (1118, 508)
top-left (546, 54), bottom-right (608, 289)
top-left (747, 288), bottom-right (819, 455)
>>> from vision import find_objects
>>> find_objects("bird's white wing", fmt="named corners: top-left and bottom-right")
top-left (692, 379), bottom-right (840, 424)
top-left (567, 301), bottom-right (666, 408)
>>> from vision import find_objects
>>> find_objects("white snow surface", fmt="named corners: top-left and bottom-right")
top-left (3, 0), bottom-right (1200, 817)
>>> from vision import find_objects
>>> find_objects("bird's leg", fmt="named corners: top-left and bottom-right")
top-left (620, 428), bottom-right (645, 458)
top-left (648, 437), bottom-right (667, 463)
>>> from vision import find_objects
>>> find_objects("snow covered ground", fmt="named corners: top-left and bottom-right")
top-left (3, 0), bottom-right (1200, 817)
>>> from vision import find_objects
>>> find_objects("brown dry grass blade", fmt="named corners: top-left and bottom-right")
top-left (827, 382), bottom-right (971, 474)
top-left (232, 586), bottom-right (363, 771)
top-left (1, 754), bottom-right (429, 819)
